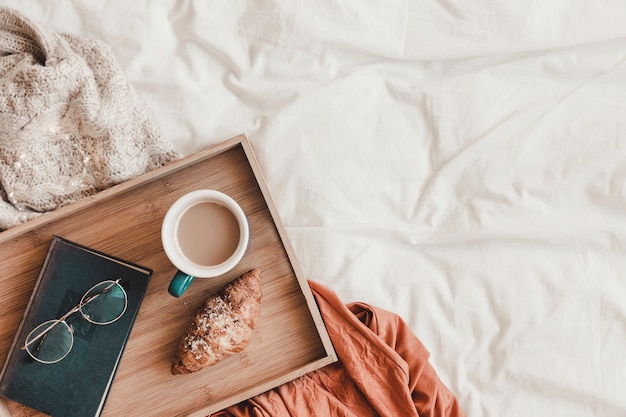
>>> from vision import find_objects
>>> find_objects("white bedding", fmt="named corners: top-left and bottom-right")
top-left (2, 1), bottom-right (626, 416)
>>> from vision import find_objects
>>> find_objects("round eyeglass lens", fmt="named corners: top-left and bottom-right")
top-left (79, 280), bottom-right (127, 325)
top-left (24, 319), bottom-right (73, 364)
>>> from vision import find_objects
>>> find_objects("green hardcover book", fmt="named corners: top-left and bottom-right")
top-left (0, 236), bottom-right (152, 417)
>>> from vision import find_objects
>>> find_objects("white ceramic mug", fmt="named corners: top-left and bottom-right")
top-left (161, 190), bottom-right (249, 297)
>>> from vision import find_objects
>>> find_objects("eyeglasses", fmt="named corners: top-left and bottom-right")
top-left (21, 279), bottom-right (127, 364)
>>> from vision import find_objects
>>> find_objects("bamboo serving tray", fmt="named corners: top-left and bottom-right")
top-left (0, 134), bottom-right (337, 416)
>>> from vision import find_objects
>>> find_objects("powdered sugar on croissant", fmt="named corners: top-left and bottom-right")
top-left (171, 269), bottom-right (262, 374)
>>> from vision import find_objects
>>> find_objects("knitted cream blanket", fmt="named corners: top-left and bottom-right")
top-left (0, 7), bottom-right (181, 230)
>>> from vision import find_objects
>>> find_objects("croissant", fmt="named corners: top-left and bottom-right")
top-left (171, 268), bottom-right (262, 374)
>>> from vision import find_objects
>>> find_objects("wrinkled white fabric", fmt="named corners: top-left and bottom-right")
top-left (1, 1), bottom-right (625, 416)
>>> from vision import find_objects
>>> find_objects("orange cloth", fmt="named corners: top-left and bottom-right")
top-left (213, 280), bottom-right (465, 417)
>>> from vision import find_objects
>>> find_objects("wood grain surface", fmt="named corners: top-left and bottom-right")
top-left (0, 135), bottom-right (336, 417)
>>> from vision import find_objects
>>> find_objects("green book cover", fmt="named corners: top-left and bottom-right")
top-left (0, 236), bottom-right (152, 417)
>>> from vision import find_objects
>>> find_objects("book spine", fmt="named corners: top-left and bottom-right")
top-left (0, 237), bottom-right (58, 384)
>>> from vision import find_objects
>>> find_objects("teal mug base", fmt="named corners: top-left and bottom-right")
top-left (168, 270), bottom-right (195, 297)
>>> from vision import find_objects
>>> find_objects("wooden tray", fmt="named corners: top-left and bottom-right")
top-left (0, 134), bottom-right (337, 416)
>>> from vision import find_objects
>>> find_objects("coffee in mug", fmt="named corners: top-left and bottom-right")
top-left (161, 190), bottom-right (249, 297)
top-left (177, 201), bottom-right (240, 266)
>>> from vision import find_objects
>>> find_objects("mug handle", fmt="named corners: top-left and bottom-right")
top-left (168, 270), bottom-right (195, 297)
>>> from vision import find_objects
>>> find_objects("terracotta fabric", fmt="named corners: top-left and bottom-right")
top-left (213, 280), bottom-right (465, 417)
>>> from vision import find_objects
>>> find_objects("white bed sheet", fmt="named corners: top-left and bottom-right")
top-left (2, 1), bottom-right (626, 416)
